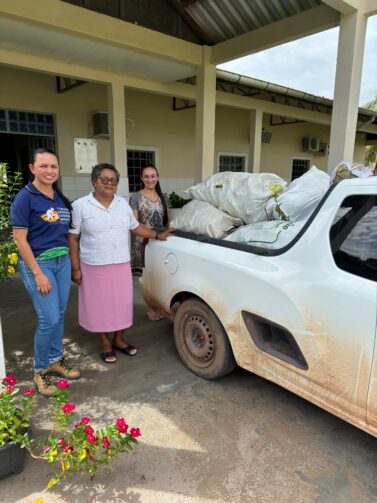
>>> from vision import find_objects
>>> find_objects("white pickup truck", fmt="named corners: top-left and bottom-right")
top-left (140, 177), bottom-right (377, 437)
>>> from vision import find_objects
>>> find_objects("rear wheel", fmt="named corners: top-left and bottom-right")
top-left (174, 298), bottom-right (236, 379)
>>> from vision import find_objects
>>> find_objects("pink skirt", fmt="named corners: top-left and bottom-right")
top-left (78, 261), bottom-right (133, 333)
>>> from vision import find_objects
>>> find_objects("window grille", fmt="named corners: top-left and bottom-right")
top-left (0, 109), bottom-right (55, 136)
top-left (291, 159), bottom-right (310, 181)
top-left (127, 149), bottom-right (156, 192)
top-left (219, 155), bottom-right (245, 173)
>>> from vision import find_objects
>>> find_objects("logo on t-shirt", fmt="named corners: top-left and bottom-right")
top-left (41, 207), bottom-right (60, 223)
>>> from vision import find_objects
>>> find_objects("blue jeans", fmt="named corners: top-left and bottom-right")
top-left (19, 255), bottom-right (71, 373)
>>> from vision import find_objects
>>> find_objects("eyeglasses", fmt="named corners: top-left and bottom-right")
top-left (98, 176), bottom-right (118, 186)
top-left (142, 175), bottom-right (157, 180)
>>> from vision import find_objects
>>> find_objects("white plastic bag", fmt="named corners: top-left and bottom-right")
top-left (267, 166), bottom-right (329, 222)
top-left (185, 171), bottom-right (286, 224)
top-left (329, 161), bottom-right (373, 185)
top-left (170, 199), bottom-right (243, 239)
top-left (225, 220), bottom-right (305, 249)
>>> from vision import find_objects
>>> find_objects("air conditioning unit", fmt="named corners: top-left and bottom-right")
top-left (302, 136), bottom-right (320, 152)
top-left (92, 111), bottom-right (109, 137)
top-left (318, 142), bottom-right (329, 155)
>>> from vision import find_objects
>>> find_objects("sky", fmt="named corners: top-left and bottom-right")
top-left (218, 15), bottom-right (377, 107)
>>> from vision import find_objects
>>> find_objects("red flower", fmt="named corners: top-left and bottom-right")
top-left (42, 446), bottom-right (50, 454)
top-left (5, 385), bottom-right (14, 393)
top-left (102, 437), bottom-right (111, 449)
top-left (2, 374), bottom-right (16, 386)
top-left (81, 416), bottom-right (91, 424)
top-left (57, 438), bottom-right (65, 447)
top-left (130, 427), bottom-right (141, 438)
top-left (62, 403), bottom-right (75, 414)
top-left (63, 444), bottom-right (73, 453)
top-left (56, 379), bottom-right (69, 389)
top-left (23, 389), bottom-right (35, 396)
top-left (86, 434), bottom-right (96, 444)
top-left (115, 418), bottom-right (128, 433)
top-left (84, 426), bottom-right (94, 435)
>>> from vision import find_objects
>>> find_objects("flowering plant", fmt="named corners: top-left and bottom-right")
top-left (0, 374), bottom-right (35, 447)
top-left (1, 375), bottom-right (141, 490)
top-left (0, 164), bottom-right (22, 281)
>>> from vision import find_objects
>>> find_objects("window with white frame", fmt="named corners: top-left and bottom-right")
top-left (291, 158), bottom-right (311, 181)
top-left (127, 147), bottom-right (158, 192)
top-left (218, 153), bottom-right (247, 172)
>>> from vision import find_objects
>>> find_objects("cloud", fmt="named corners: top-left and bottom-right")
top-left (219, 15), bottom-right (377, 106)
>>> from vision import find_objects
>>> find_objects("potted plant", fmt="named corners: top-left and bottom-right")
top-left (0, 374), bottom-right (34, 477)
top-left (0, 375), bottom-right (141, 488)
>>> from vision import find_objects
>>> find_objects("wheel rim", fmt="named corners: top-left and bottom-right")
top-left (182, 313), bottom-right (215, 367)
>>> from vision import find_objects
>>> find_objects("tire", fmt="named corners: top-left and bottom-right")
top-left (174, 298), bottom-right (236, 379)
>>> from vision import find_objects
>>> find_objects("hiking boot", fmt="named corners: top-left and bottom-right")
top-left (34, 370), bottom-right (56, 397)
top-left (48, 358), bottom-right (80, 379)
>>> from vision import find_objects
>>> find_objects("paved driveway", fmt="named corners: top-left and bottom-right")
top-left (0, 277), bottom-right (376, 503)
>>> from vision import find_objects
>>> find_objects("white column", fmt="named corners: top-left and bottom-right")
top-left (248, 109), bottom-right (263, 173)
top-left (195, 46), bottom-right (216, 181)
top-left (328, 9), bottom-right (368, 171)
top-left (107, 81), bottom-right (129, 196)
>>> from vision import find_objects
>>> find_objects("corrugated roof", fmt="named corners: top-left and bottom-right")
top-left (179, 0), bottom-right (322, 44)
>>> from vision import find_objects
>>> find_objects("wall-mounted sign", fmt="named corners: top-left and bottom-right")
top-left (74, 138), bottom-right (97, 173)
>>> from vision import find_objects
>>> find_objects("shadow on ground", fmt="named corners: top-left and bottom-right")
top-left (1, 277), bottom-right (377, 503)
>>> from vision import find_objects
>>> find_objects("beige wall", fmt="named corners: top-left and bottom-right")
top-left (0, 66), bottom-right (367, 190)
top-left (0, 67), bottom-right (109, 174)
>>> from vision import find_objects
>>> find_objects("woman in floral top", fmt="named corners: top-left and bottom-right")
top-left (129, 165), bottom-right (170, 320)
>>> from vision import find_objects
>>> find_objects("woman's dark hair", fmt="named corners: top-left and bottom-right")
top-left (30, 147), bottom-right (73, 227)
top-left (141, 164), bottom-right (168, 226)
top-left (91, 163), bottom-right (120, 185)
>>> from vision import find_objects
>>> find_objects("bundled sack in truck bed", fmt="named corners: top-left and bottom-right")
top-left (329, 161), bottom-right (374, 184)
top-left (266, 166), bottom-right (329, 222)
top-left (185, 171), bottom-right (287, 224)
top-left (170, 199), bottom-right (243, 239)
top-left (225, 220), bottom-right (305, 250)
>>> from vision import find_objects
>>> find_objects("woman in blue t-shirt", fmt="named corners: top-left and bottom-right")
top-left (11, 148), bottom-right (80, 396)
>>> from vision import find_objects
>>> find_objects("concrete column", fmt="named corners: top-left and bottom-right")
top-left (328, 9), bottom-right (368, 171)
top-left (195, 46), bottom-right (216, 181)
top-left (248, 109), bottom-right (263, 173)
top-left (107, 81), bottom-right (129, 196)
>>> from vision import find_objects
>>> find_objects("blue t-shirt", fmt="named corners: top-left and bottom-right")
top-left (11, 183), bottom-right (70, 258)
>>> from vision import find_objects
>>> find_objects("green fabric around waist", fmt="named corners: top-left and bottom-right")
top-left (36, 247), bottom-right (69, 262)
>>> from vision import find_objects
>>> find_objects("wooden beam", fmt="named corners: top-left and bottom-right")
top-left (211, 4), bottom-right (340, 65)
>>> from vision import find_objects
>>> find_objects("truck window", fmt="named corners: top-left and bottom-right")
top-left (330, 195), bottom-right (377, 281)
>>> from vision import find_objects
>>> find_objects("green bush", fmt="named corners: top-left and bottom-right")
top-left (0, 164), bottom-right (22, 281)
top-left (168, 191), bottom-right (191, 209)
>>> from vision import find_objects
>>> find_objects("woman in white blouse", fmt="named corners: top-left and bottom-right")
top-left (68, 163), bottom-right (172, 363)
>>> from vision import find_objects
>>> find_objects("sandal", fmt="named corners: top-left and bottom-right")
top-left (112, 344), bottom-right (138, 356)
top-left (100, 350), bottom-right (117, 363)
